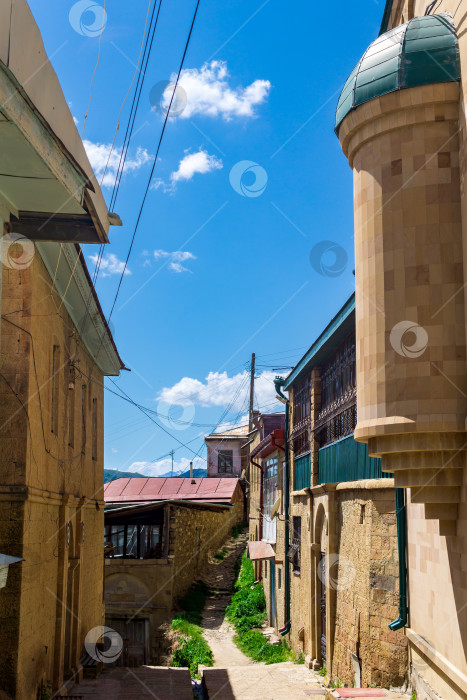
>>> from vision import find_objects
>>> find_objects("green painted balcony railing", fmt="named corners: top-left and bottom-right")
top-left (294, 454), bottom-right (311, 491)
top-left (318, 434), bottom-right (389, 484)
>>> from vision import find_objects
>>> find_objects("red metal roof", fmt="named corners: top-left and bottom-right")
top-left (104, 477), bottom-right (240, 504)
top-left (248, 541), bottom-right (275, 560)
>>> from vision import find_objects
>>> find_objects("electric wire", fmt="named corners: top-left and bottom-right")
top-left (105, 0), bottom-right (201, 325)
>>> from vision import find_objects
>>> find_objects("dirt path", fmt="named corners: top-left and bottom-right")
top-left (200, 530), bottom-right (254, 667)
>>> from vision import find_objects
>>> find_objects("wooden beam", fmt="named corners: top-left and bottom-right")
top-left (12, 211), bottom-right (101, 243)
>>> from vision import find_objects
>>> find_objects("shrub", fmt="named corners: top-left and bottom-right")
top-left (226, 553), bottom-right (292, 664)
top-left (214, 549), bottom-right (228, 560)
top-left (172, 636), bottom-right (213, 677)
top-left (171, 580), bottom-right (213, 677)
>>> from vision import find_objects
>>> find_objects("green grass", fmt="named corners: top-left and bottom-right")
top-left (226, 553), bottom-right (293, 664)
top-left (231, 524), bottom-right (245, 539)
top-left (176, 580), bottom-right (210, 626)
top-left (317, 666), bottom-right (326, 677)
top-left (214, 549), bottom-right (228, 560)
top-left (171, 580), bottom-right (213, 677)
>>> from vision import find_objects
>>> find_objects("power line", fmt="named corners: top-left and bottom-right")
top-left (105, 0), bottom-right (201, 325)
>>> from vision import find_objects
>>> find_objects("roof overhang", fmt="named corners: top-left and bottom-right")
top-left (284, 294), bottom-right (355, 390)
top-left (248, 541), bottom-right (275, 560)
top-left (38, 242), bottom-right (124, 375)
top-left (104, 500), bottom-right (232, 518)
top-left (250, 429), bottom-right (285, 460)
top-left (0, 0), bottom-right (120, 243)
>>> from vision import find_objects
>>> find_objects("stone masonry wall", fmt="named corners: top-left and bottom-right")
top-left (331, 485), bottom-right (407, 688)
top-left (171, 489), bottom-right (244, 600)
top-left (0, 249), bottom-right (107, 699)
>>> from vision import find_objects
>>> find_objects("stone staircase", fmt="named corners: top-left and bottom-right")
top-left (68, 666), bottom-right (193, 699)
top-left (201, 662), bottom-right (325, 699)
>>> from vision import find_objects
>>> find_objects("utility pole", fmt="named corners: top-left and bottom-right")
top-left (248, 352), bottom-right (256, 432)
top-left (170, 449), bottom-right (174, 476)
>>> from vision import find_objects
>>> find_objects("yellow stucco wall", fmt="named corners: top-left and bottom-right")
top-left (0, 251), bottom-right (107, 699)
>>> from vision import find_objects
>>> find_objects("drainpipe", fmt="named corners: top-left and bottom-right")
top-left (250, 454), bottom-right (264, 581)
top-left (389, 487), bottom-right (408, 630)
top-left (274, 376), bottom-right (290, 636)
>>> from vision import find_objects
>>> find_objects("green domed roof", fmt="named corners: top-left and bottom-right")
top-left (335, 13), bottom-right (460, 132)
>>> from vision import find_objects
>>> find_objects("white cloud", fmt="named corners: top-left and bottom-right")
top-left (126, 456), bottom-right (205, 477)
top-left (162, 61), bottom-right (271, 120)
top-left (144, 249), bottom-right (196, 273)
top-left (152, 149), bottom-right (222, 193)
top-left (158, 370), bottom-right (279, 412)
top-left (84, 140), bottom-right (152, 188)
top-left (89, 252), bottom-right (131, 277)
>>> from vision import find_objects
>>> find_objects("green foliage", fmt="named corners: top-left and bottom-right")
top-left (317, 666), bottom-right (327, 677)
top-left (226, 553), bottom-right (292, 664)
top-left (235, 629), bottom-right (293, 664)
top-left (411, 693), bottom-right (417, 700)
top-left (231, 524), bottom-right (244, 539)
top-left (171, 580), bottom-right (213, 678)
top-left (176, 580), bottom-right (210, 626)
top-left (294, 650), bottom-right (305, 664)
top-left (36, 680), bottom-right (52, 700)
top-left (172, 636), bottom-right (213, 677)
top-left (330, 677), bottom-right (342, 689)
top-left (214, 549), bottom-right (228, 560)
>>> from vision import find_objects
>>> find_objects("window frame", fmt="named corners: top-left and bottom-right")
top-left (218, 449), bottom-right (233, 474)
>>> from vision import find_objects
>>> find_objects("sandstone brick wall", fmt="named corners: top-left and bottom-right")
top-left (171, 488), bottom-right (244, 599)
top-left (105, 557), bottom-right (174, 663)
top-left (331, 485), bottom-right (407, 689)
top-left (0, 250), bottom-right (107, 699)
top-left (289, 492), bottom-right (312, 655)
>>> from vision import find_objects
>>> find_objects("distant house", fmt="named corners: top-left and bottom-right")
top-left (103, 477), bottom-right (244, 665)
top-left (205, 424), bottom-right (250, 478)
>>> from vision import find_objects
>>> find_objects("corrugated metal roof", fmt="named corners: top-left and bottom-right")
top-left (104, 476), bottom-right (240, 504)
top-left (335, 13), bottom-right (460, 133)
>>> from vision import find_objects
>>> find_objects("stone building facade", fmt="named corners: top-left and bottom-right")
top-left (0, 3), bottom-right (123, 697)
top-left (248, 297), bottom-right (407, 688)
top-left (205, 424), bottom-right (250, 478)
top-left (336, 5), bottom-right (467, 698)
top-left (104, 480), bottom-right (244, 664)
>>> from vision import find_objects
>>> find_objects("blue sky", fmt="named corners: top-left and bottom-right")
top-left (29, 0), bottom-right (383, 475)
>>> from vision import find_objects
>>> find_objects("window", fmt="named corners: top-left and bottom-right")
top-left (68, 368), bottom-right (75, 447)
top-left (278, 568), bottom-right (282, 589)
top-left (51, 345), bottom-right (60, 434)
top-left (289, 516), bottom-right (301, 575)
top-left (81, 385), bottom-right (87, 454)
top-left (105, 523), bottom-right (162, 559)
top-left (218, 450), bottom-right (233, 473)
top-left (92, 398), bottom-right (97, 461)
top-left (263, 456), bottom-right (278, 543)
top-left (264, 560), bottom-right (267, 578)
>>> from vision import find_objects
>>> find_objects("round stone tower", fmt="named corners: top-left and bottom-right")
top-left (336, 13), bottom-right (466, 533)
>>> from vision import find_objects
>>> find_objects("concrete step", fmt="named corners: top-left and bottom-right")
top-left (69, 666), bottom-right (193, 699)
top-left (202, 663), bottom-right (325, 699)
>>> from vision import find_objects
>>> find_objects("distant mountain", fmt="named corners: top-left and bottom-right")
top-left (104, 468), bottom-right (145, 483)
top-left (104, 467), bottom-right (207, 483)
top-left (158, 468), bottom-right (207, 478)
